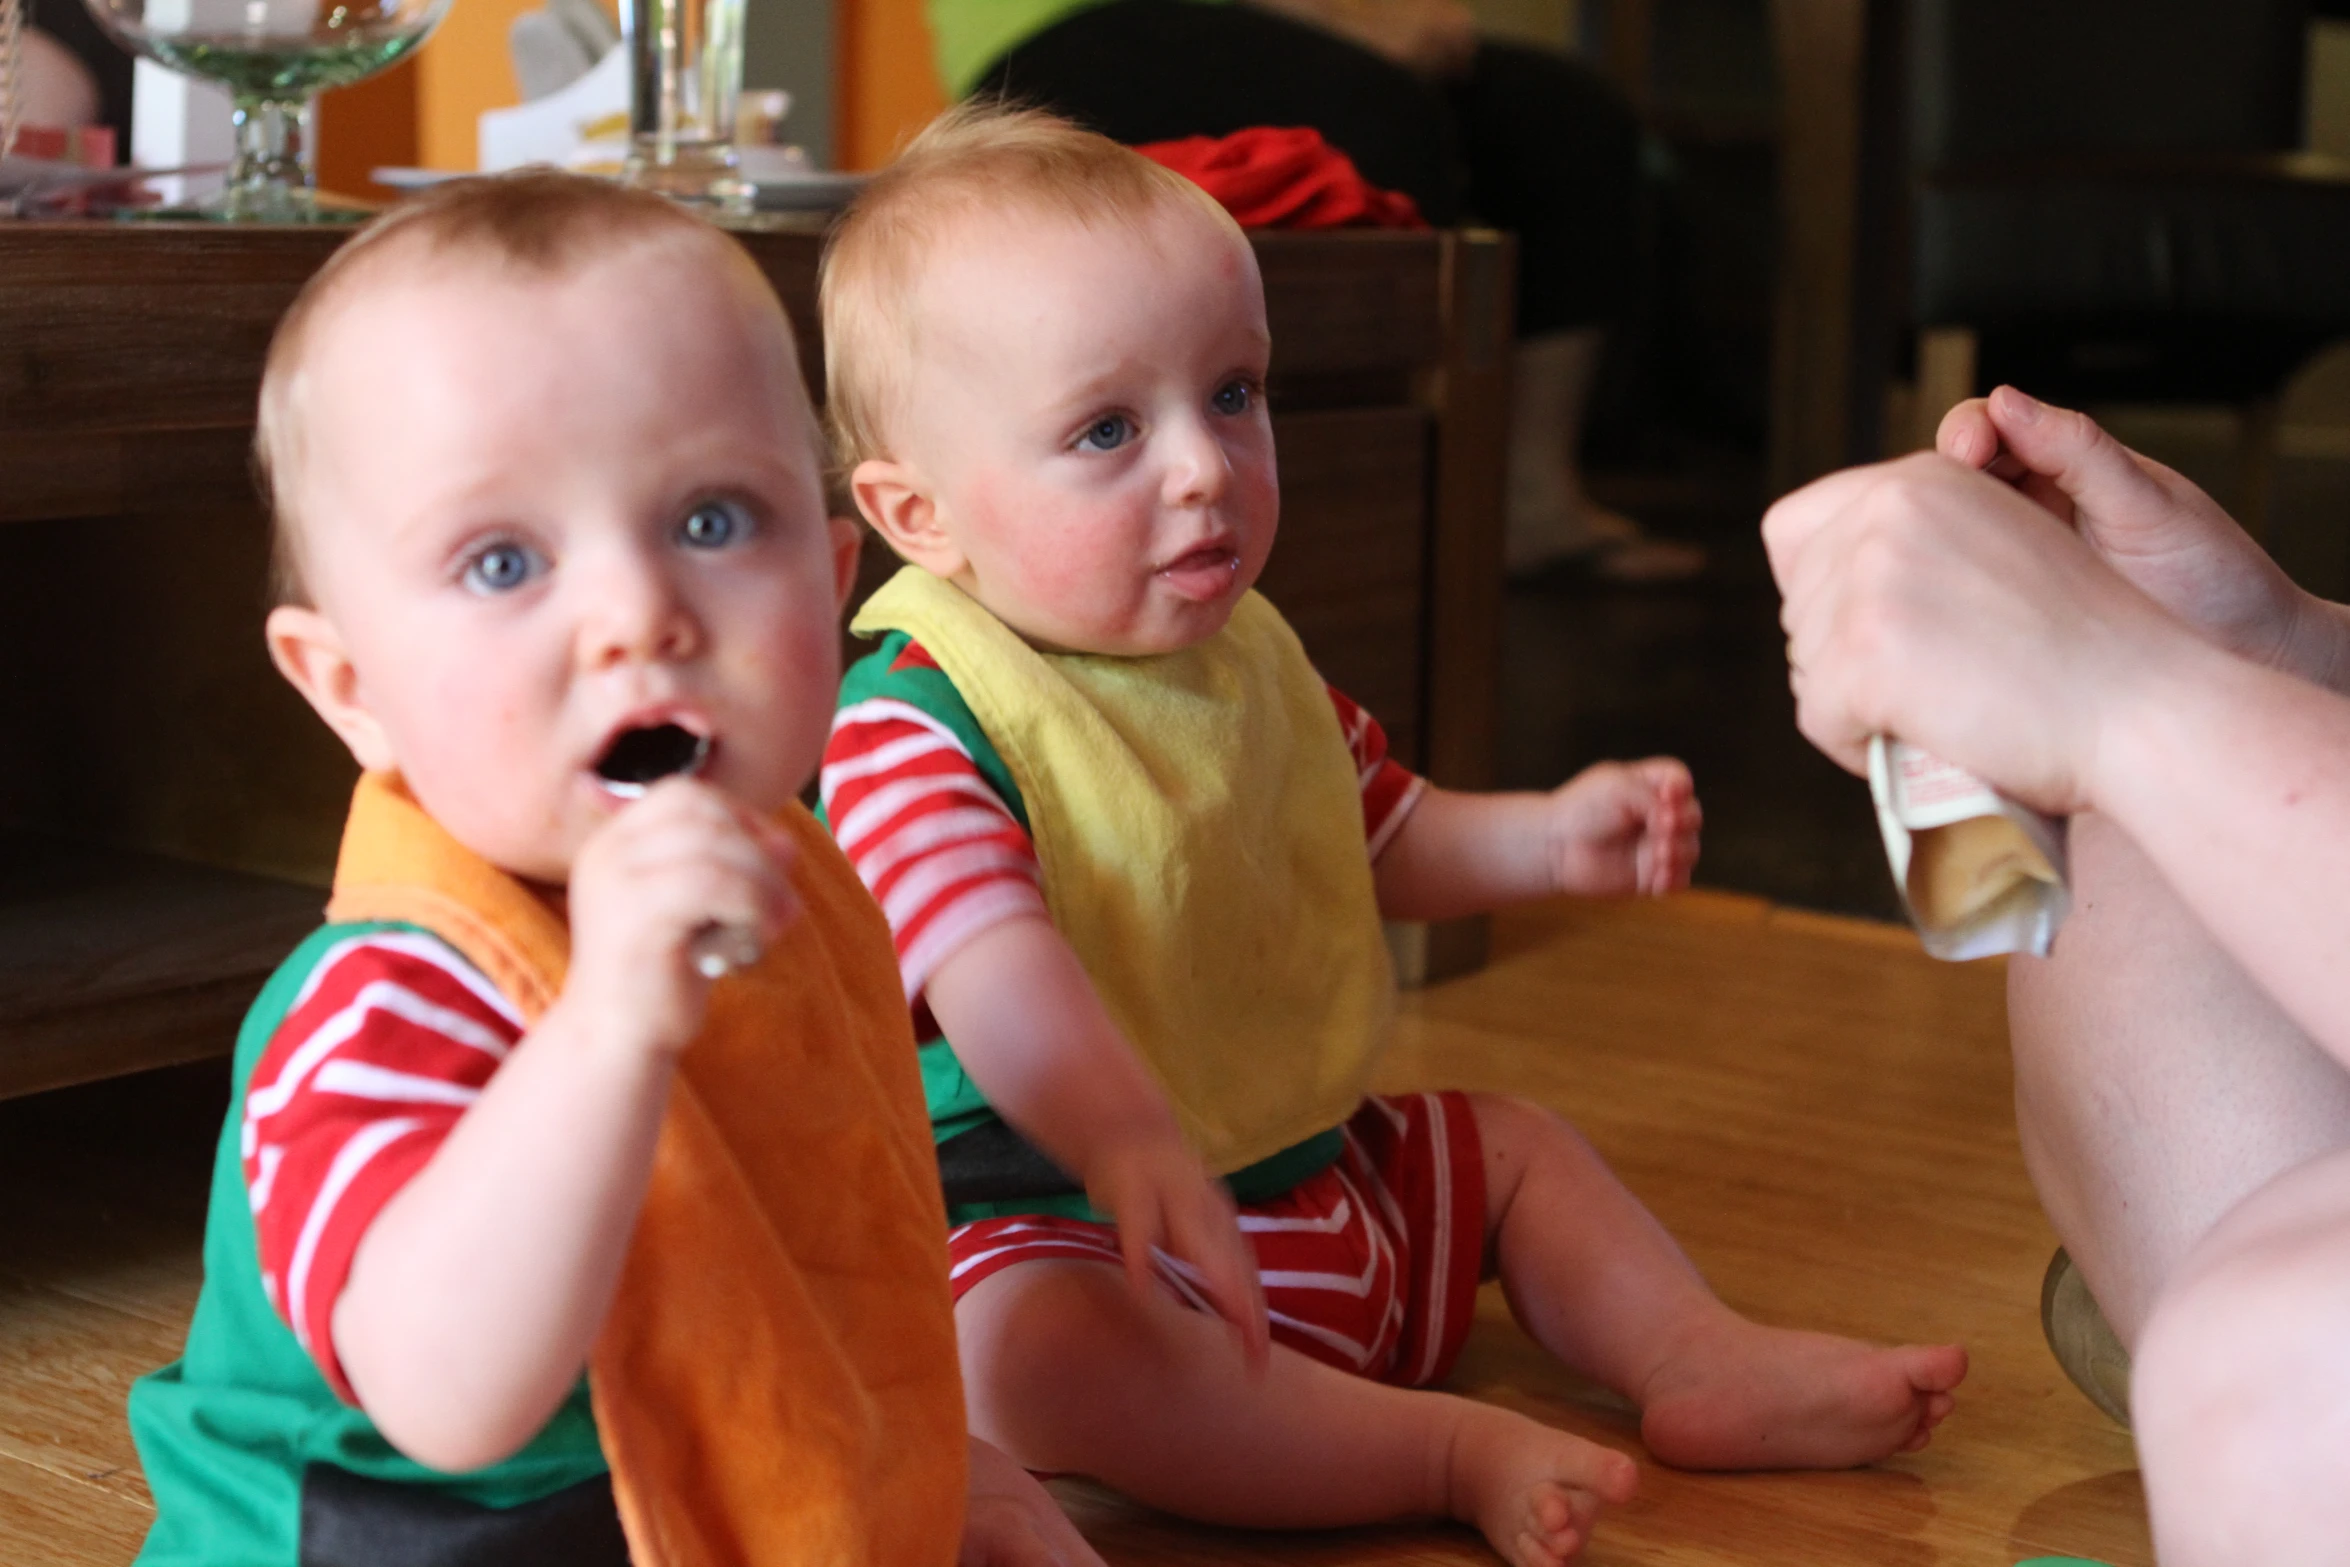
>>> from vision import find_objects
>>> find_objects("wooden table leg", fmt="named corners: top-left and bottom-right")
top-left (1768, 0), bottom-right (1870, 492)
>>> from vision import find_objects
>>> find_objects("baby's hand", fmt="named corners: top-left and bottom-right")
top-left (1546, 758), bottom-right (1701, 899)
top-left (562, 778), bottom-right (801, 1057)
top-left (959, 1435), bottom-right (1104, 1567)
top-left (1086, 1133), bottom-right (1271, 1370)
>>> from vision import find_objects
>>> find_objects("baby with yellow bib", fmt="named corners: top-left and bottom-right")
top-left (820, 103), bottom-right (1970, 1566)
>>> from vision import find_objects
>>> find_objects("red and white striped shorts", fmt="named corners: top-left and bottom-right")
top-left (947, 1091), bottom-right (1487, 1387)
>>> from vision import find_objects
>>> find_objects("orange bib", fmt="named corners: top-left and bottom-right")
top-left (325, 772), bottom-right (965, 1567)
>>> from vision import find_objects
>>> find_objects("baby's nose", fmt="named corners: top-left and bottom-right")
top-left (1163, 426), bottom-right (1231, 506)
top-left (584, 568), bottom-right (702, 665)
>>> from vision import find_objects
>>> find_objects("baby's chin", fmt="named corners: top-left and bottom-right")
top-left (987, 589), bottom-right (1245, 659)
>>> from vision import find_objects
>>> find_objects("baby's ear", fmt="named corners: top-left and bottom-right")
top-left (265, 606), bottom-right (398, 774)
top-left (851, 458), bottom-right (965, 580)
top-left (827, 515), bottom-right (865, 611)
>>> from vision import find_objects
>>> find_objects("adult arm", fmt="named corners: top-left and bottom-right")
top-left (1766, 448), bottom-right (2350, 1071)
top-left (1938, 387), bottom-right (2350, 695)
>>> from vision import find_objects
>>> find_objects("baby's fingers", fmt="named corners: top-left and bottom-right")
top-left (1627, 756), bottom-right (1694, 810)
top-left (1638, 796), bottom-right (1700, 895)
top-left (1112, 1196), bottom-right (1168, 1303)
top-left (1166, 1190), bottom-right (1270, 1372)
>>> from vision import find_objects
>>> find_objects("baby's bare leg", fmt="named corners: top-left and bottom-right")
top-left (2132, 1145), bottom-right (2350, 1564)
top-left (1471, 1093), bottom-right (1966, 1468)
top-left (960, 1259), bottom-right (1638, 1567)
top-left (2009, 811), bottom-right (2350, 1343)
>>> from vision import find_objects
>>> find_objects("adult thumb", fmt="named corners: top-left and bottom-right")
top-left (1978, 385), bottom-right (2166, 518)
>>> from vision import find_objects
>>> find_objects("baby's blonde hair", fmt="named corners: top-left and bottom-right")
top-left (819, 100), bottom-right (1243, 471)
top-left (256, 171), bottom-right (789, 607)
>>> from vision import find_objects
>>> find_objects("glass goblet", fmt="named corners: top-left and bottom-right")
top-left (82, 0), bottom-right (455, 221)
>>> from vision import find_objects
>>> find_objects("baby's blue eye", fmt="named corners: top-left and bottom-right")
top-left (1075, 415), bottom-right (1135, 453)
top-left (462, 541), bottom-right (542, 595)
top-left (1212, 380), bottom-right (1256, 416)
top-left (680, 500), bottom-right (751, 549)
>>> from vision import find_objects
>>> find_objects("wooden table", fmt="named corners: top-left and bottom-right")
top-left (0, 220), bottom-right (1513, 1098)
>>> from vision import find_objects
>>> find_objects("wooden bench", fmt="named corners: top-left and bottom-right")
top-left (0, 220), bottom-right (1511, 1100)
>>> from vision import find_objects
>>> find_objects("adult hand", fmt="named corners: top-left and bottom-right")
top-left (1764, 451), bottom-right (2195, 814)
top-left (959, 1437), bottom-right (1105, 1567)
top-left (1937, 386), bottom-right (2336, 681)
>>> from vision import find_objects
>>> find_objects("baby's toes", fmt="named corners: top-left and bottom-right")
top-left (1517, 1494), bottom-right (1586, 1567)
top-left (1513, 1528), bottom-right (1579, 1567)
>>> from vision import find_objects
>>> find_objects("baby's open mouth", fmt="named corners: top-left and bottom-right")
top-left (594, 723), bottom-right (711, 799)
top-left (1156, 544), bottom-right (1242, 602)
top-left (1163, 545), bottom-right (1236, 574)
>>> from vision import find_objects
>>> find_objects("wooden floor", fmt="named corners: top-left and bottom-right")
top-left (0, 891), bottom-right (2148, 1566)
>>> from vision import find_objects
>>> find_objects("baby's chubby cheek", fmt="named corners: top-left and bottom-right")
top-left (756, 625), bottom-right (843, 754)
top-left (958, 473), bottom-right (1128, 618)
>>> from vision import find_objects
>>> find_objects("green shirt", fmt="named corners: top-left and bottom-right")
top-left (928, 0), bottom-right (1234, 98)
top-left (128, 923), bottom-right (608, 1567)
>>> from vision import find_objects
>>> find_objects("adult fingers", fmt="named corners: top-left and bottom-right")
top-left (1934, 397), bottom-right (2002, 470)
top-left (1769, 453), bottom-right (1978, 636)
top-left (1781, 560), bottom-right (1878, 778)
top-left (1979, 386), bottom-right (2167, 524)
top-left (1760, 460), bottom-right (1905, 590)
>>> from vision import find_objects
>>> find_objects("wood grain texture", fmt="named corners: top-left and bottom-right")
top-left (0, 897), bottom-right (2149, 1566)
top-left (1412, 229), bottom-right (1517, 980)
top-left (0, 226), bottom-right (1447, 443)
top-left (1256, 406), bottom-right (1433, 768)
top-left (0, 835), bottom-right (321, 1028)
top-left (0, 508), bottom-right (360, 886)
top-left (1767, 0), bottom-right (1871, 492)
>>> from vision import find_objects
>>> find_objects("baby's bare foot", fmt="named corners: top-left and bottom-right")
top-left (1638, 1317), bottom-right (1966, 1470)
top-left (1444, 1402), bottom-right (1638, 1567)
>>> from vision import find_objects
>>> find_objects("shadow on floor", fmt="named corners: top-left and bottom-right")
top-left (1500, 477), bottom-right (1904, 923)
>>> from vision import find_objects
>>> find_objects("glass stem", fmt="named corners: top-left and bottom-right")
top-left (226, 95), bottom-right (316, 215)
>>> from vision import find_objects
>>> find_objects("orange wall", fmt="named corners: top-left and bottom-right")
top-left (836, 0), bottom-right (944, 169)
top-left (415, 0), bottom-right (542, 171)
top-left (318, 58), bottom-right (420, 201)
top-left (321, 0), bottom-right (626, 188)
top-left (325, 0), bottom-right (929, 189)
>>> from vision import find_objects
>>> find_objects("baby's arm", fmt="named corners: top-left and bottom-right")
top-left (1373, 762), bottom-right (1701, 922)
top-left (330, 780), bottom-right (798, 1471)
top-left (924, 917), bottom-right (1270, 1362)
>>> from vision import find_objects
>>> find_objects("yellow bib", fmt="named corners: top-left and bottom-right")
top-left (324, 772), bottom-right (966, 1567)
top-left (853, 567), bottom-right (1395, 1175)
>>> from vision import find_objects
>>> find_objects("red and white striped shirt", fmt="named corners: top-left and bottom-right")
top-left (241, 928), bottom-right (524, 1400)
top-left (822, 637), bottom-right (1423, 1024)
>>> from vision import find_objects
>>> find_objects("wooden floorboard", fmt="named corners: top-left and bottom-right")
top-left (0, 892), bottom-right (2148, 1565)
